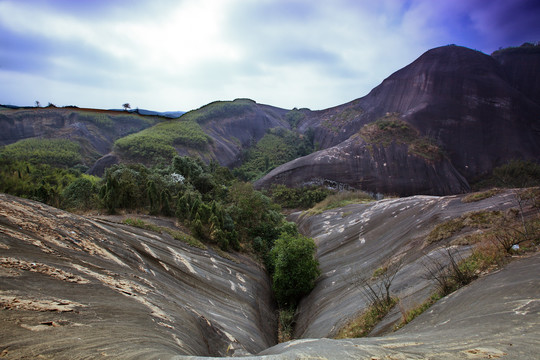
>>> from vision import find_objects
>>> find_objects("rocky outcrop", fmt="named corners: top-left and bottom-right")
top-left (0, 193), bottom-right (276, 358)
top-left (199, 100), bottom-right (290, 167)
top-left (262, 45), bottom-right (540, 191)
top-left (255, 134), bottom-right (470, 196)
top-left (290, 190), bottom-right (525, 339)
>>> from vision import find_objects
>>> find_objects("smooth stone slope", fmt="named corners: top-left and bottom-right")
top-left (255, 252), bottom-right (540, 359)
top-left (290, 191), bottom-right (524, 339)
top-left (0, 193), bottom-right (276, 358)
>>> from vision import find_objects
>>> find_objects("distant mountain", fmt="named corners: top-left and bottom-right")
top-left (109, 108), bottom-right (185, 118)
top-left (0, 106), bottom-right (160, 167)
top-left (1, 44), bottom-right (539, 195)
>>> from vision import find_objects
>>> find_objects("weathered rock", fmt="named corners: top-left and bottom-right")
top-left (1, 191), bottom-right (539, 359)
top-left (256, 253), bottom-right (540, 359)
top-left (255, 134), bottom-right (470, 196)
top-left (290, 190), bottom-right (523, 339)
top-left (492, 45), bottom-right (540, 106)
top-left (199, 101), bottom-right (290, 167)
top-left (0, 193), bottom-right (276, 358)
top-left (264, 45), bottom-right (540, 190)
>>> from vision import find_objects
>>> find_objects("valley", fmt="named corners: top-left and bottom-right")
top-left (1, 43), bottom-right (540, 359)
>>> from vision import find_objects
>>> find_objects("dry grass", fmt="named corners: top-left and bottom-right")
top-left (305, 191), bottom-right (374, 216)
top-left (462, 189), bottom-right (501, 203)
top-left (335, 297), bottom-right (397, 339)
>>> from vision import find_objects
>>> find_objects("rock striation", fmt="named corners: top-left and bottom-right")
top-left (1, 191), bottom-right (539, 358)
top-left (0, 193), bottom-right (276, 358)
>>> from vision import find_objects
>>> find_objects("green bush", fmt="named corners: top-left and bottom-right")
top-left (61, 175), bottom-right (100, 210)
top-left (270, 232), bottom-right (320, 308)
top-left (270, 184), bottom-right (331, 209)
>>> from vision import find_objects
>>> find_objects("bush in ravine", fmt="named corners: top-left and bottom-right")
top-left (271, 232), bottom-right (320, 308)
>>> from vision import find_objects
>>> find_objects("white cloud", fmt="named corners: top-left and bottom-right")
top-left (1, 0), bottom-right (538, 111)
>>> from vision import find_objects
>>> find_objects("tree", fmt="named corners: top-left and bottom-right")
top-left (123, 103), bottom-right (131, 111)
top-left (270, 232), bottom-right (320, 308)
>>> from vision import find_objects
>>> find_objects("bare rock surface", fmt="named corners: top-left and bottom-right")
top-left (255, 135), bottom-right (470, 196)
top-left (0, 193), bottom-right (276, 358)
top-left (1, 191), bottom-right (539, 359)
top-left (291, 190), bottom-right (523, 339)
top-left (255, 252), bottom-right (540, 359)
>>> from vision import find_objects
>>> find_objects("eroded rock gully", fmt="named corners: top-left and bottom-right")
top-left (0, 193), bottom-right (275, 358)
top-left (1, 191), bottom-right (539, 359)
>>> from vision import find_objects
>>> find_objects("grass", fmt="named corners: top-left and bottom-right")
top-left (277, 308), bottom-right (295, 343)
top-left (395, 293), bottom-right (442, 330)
top-left (335, 297), bottom-right (397, 339)
top-left (359, 115), bottom-right (443, 161)
top-left (425, 218), bottom-right (465, 244)
top-left (0, 138), bottom-right (82, 167)
top-left (462, 189), bottom-right (501, 203)
top-left (425, 210), bottom-right (504, 245)
top-left (304, 191), bottom-right (374, 216)
top-left (123, 218), bottom-right (206, 249)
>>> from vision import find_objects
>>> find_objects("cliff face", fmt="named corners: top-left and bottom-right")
top-left (255, 135), bottom-right (470, 196)
top-left (0, 107), bottom-right (155, 165)
top-left (258, 45), bottom-right (540, 193)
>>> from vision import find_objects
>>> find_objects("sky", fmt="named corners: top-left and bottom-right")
top-left (1, 0), bottom-right (539, 112)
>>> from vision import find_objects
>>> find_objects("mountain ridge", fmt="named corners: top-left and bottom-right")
top-left (2, 44), bottom-right (539, 196)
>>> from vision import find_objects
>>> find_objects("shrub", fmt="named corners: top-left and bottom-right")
top-left (335, 297), bottom-right (397, 339)
top-left (269, 184), bottom-right (331, 209)
top-left (473, 160), bottom-right (540, 189)
top-left (0, 138), bottom-right (82, 167)
top-left (61, 176), bottom-right (100, 210)
top-left (270, 232), bottom-right (320, 308)
top-left (423, 248), bottom-right (478, 296)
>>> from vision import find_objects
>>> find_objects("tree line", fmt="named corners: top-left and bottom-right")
top-left (0, 154), bottom-right (319, 309)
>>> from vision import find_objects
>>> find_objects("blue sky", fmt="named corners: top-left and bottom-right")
top-left (1, 0), bottom-right (539, 111)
